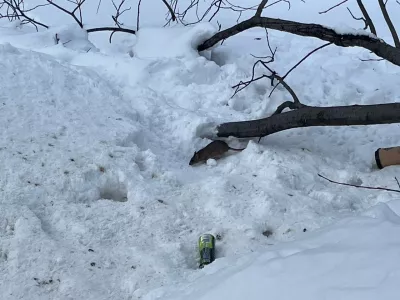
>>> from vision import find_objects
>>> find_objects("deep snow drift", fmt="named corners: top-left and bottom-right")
top-left (1, 0), bottom-right (400, 299)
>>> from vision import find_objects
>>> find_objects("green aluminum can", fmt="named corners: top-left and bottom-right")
top-left (198, 233), bottom-right (216, 268)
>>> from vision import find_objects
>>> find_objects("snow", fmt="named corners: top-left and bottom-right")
top-left (133, 23), bottom-right (218, 59)
top-left (328, 23), bottom-right (379, 38)
top-left (0, 0), bottom-right (400, 299)
top-left (153, 201), bottom-right (400, 300)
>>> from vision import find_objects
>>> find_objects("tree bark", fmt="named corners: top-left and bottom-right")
top-left (356, 0), bottom-right (377, 36)
top-left (198, 16), bottom-right (400, 66)
top-left (213, 103), bottom-right (400, 138)
top-left (378, 0), bottom-right (400, 48)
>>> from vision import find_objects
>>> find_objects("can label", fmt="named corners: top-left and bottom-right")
top-left (198, 234), bottom-right (215, 268)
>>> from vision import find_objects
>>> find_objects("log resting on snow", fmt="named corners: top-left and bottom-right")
top-left (197, 16), bottom-right (400, 67)
top-left (212, 103), bottom-right (400, 139)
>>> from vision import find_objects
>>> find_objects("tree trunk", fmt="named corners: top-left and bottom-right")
top-left (214, 103), bottom-right (400, 138)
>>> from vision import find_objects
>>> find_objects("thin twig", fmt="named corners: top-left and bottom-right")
top-left (318, 174), bottom-right (400, 193)
top-left (137, 0), bottom-right (142, 30)
top-left (73, 0), bottom-right (85, 25)
top-left (268, 42), bottom-right (332, 97)
top-left (161, 0), bottom-right (176, 21)
top-left (319, 0), bottom-right (348, 14)
top-left (231, 60), bottom-right (304, 109)
top-left (24, 3), bottom-right (50, 12)
top-left (283, 42), bottom-right (332, 79)
top-left (170, 0), bottom-right (278, 27)
top-left (2, 0), bottom-right (49, 29)
top-left (111, 0), bottom-right (131, 28)
top-left (46, 0), bottom-right (83, 27)
top-left (395, 177), bottom-right (400, 189)
top-left (96, 0), bottom-right (102, 13)
top-left (347, 8), bottom-right (368, 30)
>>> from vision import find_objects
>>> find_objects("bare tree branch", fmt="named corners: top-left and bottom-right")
top-left (346, 7), bottom-right (368, 30)
top-left (318, 174), bottom-right (400, 193)
top-left (284, 42), bottom-right (332, 79)
top-left (96, 0), bottom-right (101, 13)
top-left (70, 0), bottom-right (85, 23)
top-left (378, 0), bottom-right (400, 47)
top-left (356, 0), bottom-right (377, 36)
top-left (198, 16), bottom-right (400, 67)
top-left (111, 0), bottom-right (131, 27)
top-left (46, 0), bottom-right (83, 27)
top-left (161, 0), bottom-right (176, 21)
top-left (169, 0), bottom-right (289, 27)
top-left (268, 42), bottom-right (332, 97)
top-left (1, 0), bottom-right (49, 30)
top-left (137, 0), bottom-right (142, 30)
top-left (256, 0), bottom-right (269, 17)
top-left (319, 0), bottom-right (348, 14)
top-left (86, 26), bottom-right (135, 34)
top-left (104, 0), bottom-right (131, 42)
top-left (232, 29), bottom-right (278, 98)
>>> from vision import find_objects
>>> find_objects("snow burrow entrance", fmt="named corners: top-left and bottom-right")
top-left (98, 179), bottom-right (128, 202)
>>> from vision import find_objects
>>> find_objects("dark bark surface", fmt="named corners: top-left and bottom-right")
top-left (198, 16), bottom-right (400, 66)
top-left (215, 103), bottom-right (400, 138)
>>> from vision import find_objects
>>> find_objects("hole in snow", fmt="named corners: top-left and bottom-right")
top-left (98, 181), bottom-right (128, 202)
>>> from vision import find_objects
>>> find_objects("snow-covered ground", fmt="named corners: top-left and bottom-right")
top-left (1, 0), bottom-right (400, 299)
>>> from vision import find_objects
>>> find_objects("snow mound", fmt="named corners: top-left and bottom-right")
top-left (133, 23), bottom-right (217, 59)
top-left (150, 200), bottom-right (400, 300)
top-left (0, 24), bottom-right (97, 52)
top-left (51, 24), bottom-right (98, 52)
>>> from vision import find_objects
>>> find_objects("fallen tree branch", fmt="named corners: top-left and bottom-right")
top-left (86, 27), bottom-right (136, 34)
top-left (206, 102), bottom-right (400, 139)
top-left (378, 0), bottom-right (400, 48)
top-left (197, 16), bottom-right (400, 67)
top-left (318, 174), bottom-right (400, 193)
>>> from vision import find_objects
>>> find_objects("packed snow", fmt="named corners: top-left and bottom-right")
top-left (1, 0), bottom-right (400, 299)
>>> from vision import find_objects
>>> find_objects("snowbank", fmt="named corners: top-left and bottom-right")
top-left (133, 23), bottom-right (217, 59)
top-left (0, 1), bottom-right (400, 299)
top-left (0, 24), bottom-right (97, 52)
top-left (150, 201), bottom-right (400, 300)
